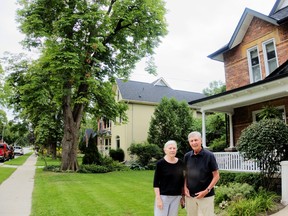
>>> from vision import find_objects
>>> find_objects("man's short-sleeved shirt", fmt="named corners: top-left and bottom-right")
top-left (184, 148), bottom-right (218, 197)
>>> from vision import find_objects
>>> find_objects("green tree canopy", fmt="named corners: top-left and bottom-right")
top-left (10, 0), bottom-right (168, 171)
top-left (203, 80), bottom-right (226, 96)
top-left (0, 109), bottom-right (8, 141)
top-left (147, 97), bottom-right (194, 158)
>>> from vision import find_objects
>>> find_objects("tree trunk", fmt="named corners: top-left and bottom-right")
top-left (49, 142), bottom-right (57, 160)
top-left (60, 93), bottom-right (83, 171)
top-left (61, 120), bottom-right (79, 171)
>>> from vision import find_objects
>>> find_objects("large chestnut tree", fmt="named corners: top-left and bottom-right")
top-left (14, 0), bottom-right (167, 171)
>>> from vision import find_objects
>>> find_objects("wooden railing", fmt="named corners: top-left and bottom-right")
top-left (214, 152), bottom-right (260, 172)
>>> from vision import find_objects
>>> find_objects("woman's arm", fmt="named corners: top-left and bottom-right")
top-left (154, 187), bottom-right (163, 209)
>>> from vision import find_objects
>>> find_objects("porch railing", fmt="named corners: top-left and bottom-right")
top-left (213, 152), bottom-right (260, 172)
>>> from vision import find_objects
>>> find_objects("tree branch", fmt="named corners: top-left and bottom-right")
top-left (107, 0), bottom-right (117, 15)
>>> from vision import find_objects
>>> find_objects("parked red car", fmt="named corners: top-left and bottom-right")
top-left (0, 143), bottom-right (10, 162)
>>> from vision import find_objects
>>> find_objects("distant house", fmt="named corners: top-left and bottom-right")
top-left (97, 77), bottom-right (205, 160)
top-left (189, 0), bottom-right (288, 150)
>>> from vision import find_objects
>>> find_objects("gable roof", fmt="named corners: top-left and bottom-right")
top-left (151, 77), bottom-right (171, 87)
top-left (208, 0), bottom-right (288, 62)
top-left (116, 78), bottom-right (206, 104)
top-left (269, 5), bottom-right (288, 23)
top-left (269, 0), bottom-right (288, 16)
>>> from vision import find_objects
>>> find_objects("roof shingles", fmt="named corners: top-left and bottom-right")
top-left (116, 79), bottom-right (205, 104)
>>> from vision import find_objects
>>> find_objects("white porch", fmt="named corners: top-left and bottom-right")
top-left (214, 152), bottom-right (260, 172)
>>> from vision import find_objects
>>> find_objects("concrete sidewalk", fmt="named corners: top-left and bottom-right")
top-left (270, 204), bottom-right (288, 216)
top-left (0, 154), bottom-right (37, 216)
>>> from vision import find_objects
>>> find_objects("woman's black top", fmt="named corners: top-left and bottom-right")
top-left (153, 158), bottom-right (184, 196)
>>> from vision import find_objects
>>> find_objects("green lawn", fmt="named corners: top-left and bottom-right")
top-left (31, 169), bottom-right (186, 216)
top-left (36, 155), bottom-right (83, 167)
top-left (0, 152), bottom-right (32, 184)
top-left (0, 167), bottom-right (17, 184)
top-left (4, 152), bottom-right (33, 166)
top-left (36, 156), bottom-right (62, 167)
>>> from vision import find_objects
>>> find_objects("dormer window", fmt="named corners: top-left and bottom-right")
top-left (262, 39), bottom-right (278, 76)
top-left (247, 46), bottom-right (262, 83)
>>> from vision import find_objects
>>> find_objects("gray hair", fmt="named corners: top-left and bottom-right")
top-left (187, 131), bottom-right (202, 140)
top-left (164, 140), bottom-right (177, 149)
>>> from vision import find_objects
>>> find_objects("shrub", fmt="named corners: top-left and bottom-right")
top-left (129, 162), bottom-right (146, 170)
top-left (218, 171), bottom-right (263, 190)
top-left (146, 160), bottom-right (157, 170)
top-left (43, 165), bottom-right (61, 172)
top-left (109, 148), bottom-right (125, 162)
top-left (128, 142), bottom-right (162, 167)
top-left (234, 172), bottom-right (262, 190)
top-left (78, 164), bottom-right (109, 173)
top-left (215, 182), bottom-right (254, 205)
top-left (238, 118), bottom-right (288, 190)
top-left (77, 156), bottom-right (130, 173)
top-left (217, 172), bottom-right (237, 186)
top-left (205, 113), bottom-right (226, 144)
top-left (209, 135), bottom-right (227, 152)
top-left (82, 135), bottom-right (102, 165)
top-left (100, 156), bottom-right (129, 172)
top-left (226, 189), bottom-right (279, 216)
top-left (214, 187), bottom-right (229, 206)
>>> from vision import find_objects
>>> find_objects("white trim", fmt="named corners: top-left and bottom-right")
top-left (153, 77), bottom-right (171, 88)
top-left (281, 160), bottom-right (288, 205)
top-left (274, 0), bottom-right (288, 12)
top-left (190, 77), bottom-right (288, 113)
top-left (262, 38), bottom-right (279, 76)
top-left (247, 46), bottom-right (262, 83)
top-left (201, 111), bottom-right (207, 148)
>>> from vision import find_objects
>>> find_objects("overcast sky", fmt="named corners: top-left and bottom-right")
top-left (0, 0), bottom-right (275, 93)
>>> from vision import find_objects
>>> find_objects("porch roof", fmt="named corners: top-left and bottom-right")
top-left (189, 61), bottom-right (288, 113)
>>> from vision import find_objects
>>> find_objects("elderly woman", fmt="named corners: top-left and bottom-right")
top-left (153, 140), bottom-right (185, 216)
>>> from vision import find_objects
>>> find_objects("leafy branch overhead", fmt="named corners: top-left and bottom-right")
top-left (9, 0), bottom-right (168, 171)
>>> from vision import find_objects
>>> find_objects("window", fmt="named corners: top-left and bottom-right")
top-left (252, 105), bottom-right (286, 123)
top-left (263, 39), bottom-right (278, 76)
top-left (116, 136), bottom-right (120, 148)
top-left (104, 138), bottom-right (111, 150)
top-left (247, 47), bottom-right (262, 83)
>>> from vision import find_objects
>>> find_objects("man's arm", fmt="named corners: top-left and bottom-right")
top-left (207, 170), bottom-right (220, 191)
top-left (195, 170), bottom-right (220, 199)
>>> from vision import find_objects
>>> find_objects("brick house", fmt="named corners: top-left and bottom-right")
top-left (189, 0), bottom-right (288, 150)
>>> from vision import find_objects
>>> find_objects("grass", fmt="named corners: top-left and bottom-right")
top-left (36, 156), bottom-right (62, 167)
top-left (4, 152), bottom-right (33, 166)
top-left (31, 169), bottom-right (187, 216)
top-left (36, 154), bottom-right (83, 167)
top-left (0, 152), bottom-right (32, 184)
top-left (0, 167), bottom-right (17, 184)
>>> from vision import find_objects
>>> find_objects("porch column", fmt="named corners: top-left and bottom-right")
top-left (225, 113), bottom-right (237, 152)
top-left (228, 113), bottom-right (234, 148)
top-left (281, 161), bottom-right (288, 205)
top-left (201, 110), bottom-right (207, 148)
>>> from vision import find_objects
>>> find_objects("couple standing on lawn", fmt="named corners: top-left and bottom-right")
top-left (153, 131), bottom-right (220, 216)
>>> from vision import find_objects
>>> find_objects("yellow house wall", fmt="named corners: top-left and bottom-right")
top-left (111, 103), bottom-right (156, 160)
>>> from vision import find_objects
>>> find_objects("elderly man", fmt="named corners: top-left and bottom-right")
top-left (183, 131), bottom-right (220, 216)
